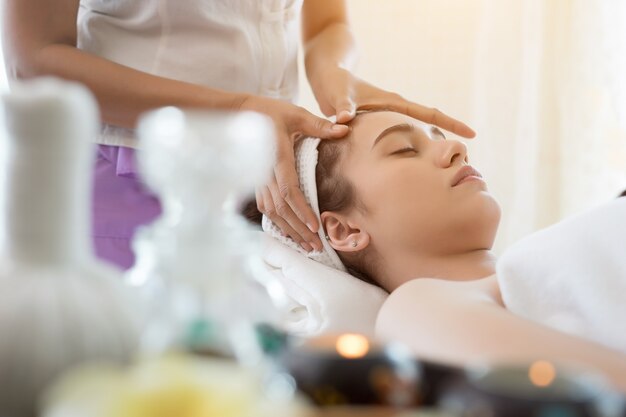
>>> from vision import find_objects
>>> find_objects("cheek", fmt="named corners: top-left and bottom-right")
top-left (356, 165), bottom-right (445, 223)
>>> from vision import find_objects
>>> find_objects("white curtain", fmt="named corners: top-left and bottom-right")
top-left (299, 0), bottom-right (626, 252)
top-left (471, 0), bottom-right (626, 250)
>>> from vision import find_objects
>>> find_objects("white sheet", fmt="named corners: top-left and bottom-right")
top-left (496, 198), bottom-right (626, 353)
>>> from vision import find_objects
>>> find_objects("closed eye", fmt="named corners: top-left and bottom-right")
top-left (390, 147), bottom-right (418, 156)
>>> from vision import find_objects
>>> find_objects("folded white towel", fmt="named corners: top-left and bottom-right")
top-left (496, 198), bottom-right (626, 353)
top-left (260, 234), bottom-right (388, 338)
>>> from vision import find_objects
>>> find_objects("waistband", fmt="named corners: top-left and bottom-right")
top-left (97, 144), bottom-right (139, 178)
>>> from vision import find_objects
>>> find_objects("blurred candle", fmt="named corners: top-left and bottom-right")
top-left (529, 361), bottom-right (557, 388)
top-left (279, 333), bottom-right (420, 407)
top-left (336, 334), bottom-right (370, 359)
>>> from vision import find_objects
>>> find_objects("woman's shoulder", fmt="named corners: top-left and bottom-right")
top-left (376, 275), bottom-right (504, 345)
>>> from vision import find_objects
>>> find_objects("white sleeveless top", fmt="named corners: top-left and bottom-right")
top-left (77, 0), bottom-right (303, 148)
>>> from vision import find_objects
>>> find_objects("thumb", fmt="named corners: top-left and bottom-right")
top-left (334, 97), bottom-right (357, 124)
top-left (298, 110), bottom-right (350, 139)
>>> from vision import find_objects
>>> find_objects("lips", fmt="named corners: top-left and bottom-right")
top-left (451, 165), bottom-right (483, 187)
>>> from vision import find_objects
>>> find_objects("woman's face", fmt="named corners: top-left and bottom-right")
top-left (331, 111), bottom-right (500, 261)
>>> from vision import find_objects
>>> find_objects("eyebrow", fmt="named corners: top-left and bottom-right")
top-left (371, 123), bottom-right (415, 149)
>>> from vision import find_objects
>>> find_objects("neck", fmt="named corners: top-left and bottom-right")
top-left (380, 247), bottom-right (497, 292)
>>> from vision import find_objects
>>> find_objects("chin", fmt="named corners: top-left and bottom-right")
top-left (449, 191), bottom-right (501, 250)
top-left (474, 192), bottom-right (501, 247)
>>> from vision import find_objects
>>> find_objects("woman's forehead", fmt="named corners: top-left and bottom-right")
top-left (350, 111), bottom-right (430, 141)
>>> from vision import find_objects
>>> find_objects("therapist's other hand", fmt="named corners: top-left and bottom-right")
top-left (238, 94), bottom-right (348, 252)
top-left (311, 67), bottom-right (476, 138)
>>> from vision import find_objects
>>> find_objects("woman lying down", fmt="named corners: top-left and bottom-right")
top-left (258, 110), bottom-right (626, 391)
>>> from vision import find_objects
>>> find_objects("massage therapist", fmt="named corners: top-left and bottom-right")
top-left (3, 0), bottom-right (475, 269)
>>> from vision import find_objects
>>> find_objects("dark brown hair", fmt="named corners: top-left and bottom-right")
top-left (315, 139), bottom-right (380, 287)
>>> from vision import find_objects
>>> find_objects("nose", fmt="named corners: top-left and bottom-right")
top-left (438, 140), bottom-right (468, 168)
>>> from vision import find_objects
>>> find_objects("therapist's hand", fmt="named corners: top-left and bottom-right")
top-left (238, 94), bottom-right (349, 252)
top-left (310, 67), bottom-right (476, 137)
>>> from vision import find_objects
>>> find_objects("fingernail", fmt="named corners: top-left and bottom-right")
top-left (311, 241), bottom-right (323, 252)
top-left (307, 222), bottom-right (318, 233)
top-left (301, 242), bottom-right (313, 252)
top-left (339, 110), bottom-right (353, 121)
top-left (331, 124), bottom-right (348, 134)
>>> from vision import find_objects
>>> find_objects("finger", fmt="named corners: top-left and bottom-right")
top-left (255, 188), bottom-right (270, 222)
top-left (260, 185), bottom-right (301, 243)
top-left (297, 109), bottom-right (350, 139)
top-left (267, 181), bottom-right (320, 252)
top-left (260, 186), bottom-right (310, 248)
top-left (400, 101), bottom-right (476, 138)
top-left (334, 97), bottom-right (357, 124)
top-left (273, 136), bottom-right (323, 250)
top-left (269, 167), bottom-right (322, 251)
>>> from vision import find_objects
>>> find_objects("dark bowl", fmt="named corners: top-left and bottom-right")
top-left (278, 334), bottom-right (421, 407)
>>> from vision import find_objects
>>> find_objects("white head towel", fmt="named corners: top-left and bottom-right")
top-left (262, 137), bottom-right (347, 272)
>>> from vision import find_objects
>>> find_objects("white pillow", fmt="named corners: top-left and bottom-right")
top-left (259, 234), bottom-right (388, 338)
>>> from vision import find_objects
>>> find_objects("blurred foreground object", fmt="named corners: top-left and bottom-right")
top-left (438, 362), bottom-right (626, 417)
top-left (279, 333), bottom-right (421, 407)
top-left (127, 108), bottom-right (286, 360)
top-left (0, 78), bottom-right (140, 416)
top-left (42, 354), bottom-right (306, 417)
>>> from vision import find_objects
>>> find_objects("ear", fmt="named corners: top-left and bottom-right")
top-left (320, 211), bottom-right (370, 253)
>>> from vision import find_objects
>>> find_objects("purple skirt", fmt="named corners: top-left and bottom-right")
top-left (92, 145), bottom-right (162, 270)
